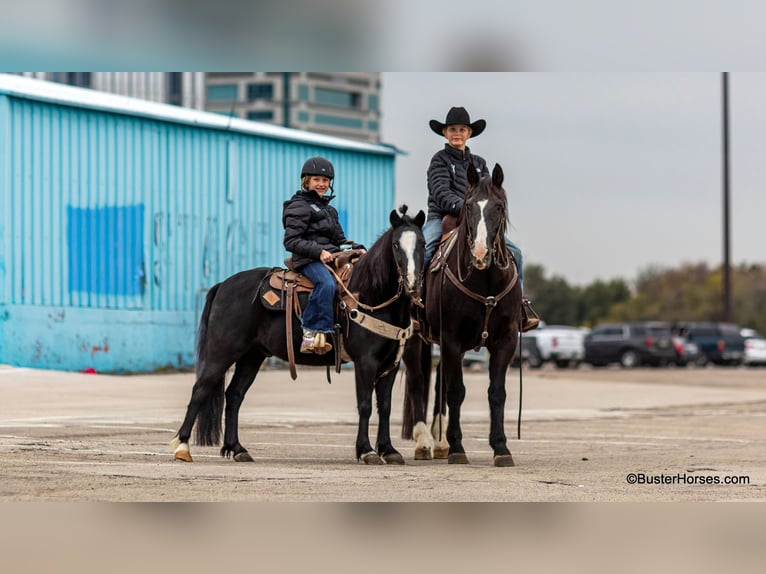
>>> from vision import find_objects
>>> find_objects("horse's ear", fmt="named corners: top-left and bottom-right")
top-left (492, 163), bottom-right (504, 188)
top-left (467, 163), bottom-right (480, 187)
top-left (414, 210), bottom-right (426, 228)
top-left (390, 209), bottom-right (402, 227)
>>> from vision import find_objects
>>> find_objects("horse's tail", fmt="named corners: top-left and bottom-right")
top-left (401, 339), bottom-right (431, 440)
top-left (194, 283), bottom-right (224, 446)
top-left (195, 284), bottom-right (220, 379)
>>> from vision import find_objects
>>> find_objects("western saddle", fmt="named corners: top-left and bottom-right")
top-left (257, 250), bottom-right (365, 380)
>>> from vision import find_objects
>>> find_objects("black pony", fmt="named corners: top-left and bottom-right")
top-left (401, 164), bottom-right (522, 466)
top-left (172, 207), bottom-right (425, 464)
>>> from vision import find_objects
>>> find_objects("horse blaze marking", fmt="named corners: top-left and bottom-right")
top-left (399, 230), bottom-right (418, 288)
top-left (473, 199), bottom-right (489, 260)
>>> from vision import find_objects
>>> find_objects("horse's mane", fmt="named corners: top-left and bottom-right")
top-left (349, 207), bottom-right (416, 300)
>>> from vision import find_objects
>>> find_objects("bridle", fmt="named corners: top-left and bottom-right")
top-left (444, 189), bottom-right (518, 349)
top-left (456, 193), bottom-right (512, 282)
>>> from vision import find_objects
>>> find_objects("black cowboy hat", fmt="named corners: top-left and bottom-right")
top-left (429, 106), bottom-right (486, 137)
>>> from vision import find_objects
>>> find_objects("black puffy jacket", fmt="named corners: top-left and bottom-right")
top-left (426, 144), bottom-right (489, 220)
top-left (282, 189), bottom-right (349, 270)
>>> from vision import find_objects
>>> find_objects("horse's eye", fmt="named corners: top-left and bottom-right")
top-left (393, 241), bottom-right (400, 249)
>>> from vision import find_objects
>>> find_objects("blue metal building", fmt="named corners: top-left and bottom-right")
top-left (0, 74), bottom-right (397, 372)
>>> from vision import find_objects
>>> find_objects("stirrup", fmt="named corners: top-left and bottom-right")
top-left (312, 332), bottom-right (333, 355)
top-left (521, 299), bottom-right (540, 333)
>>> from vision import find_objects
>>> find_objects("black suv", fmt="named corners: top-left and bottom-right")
top-left (584, 322), bottom-right (676, 368)
top-left (678, 322), bottom-right (745, 366)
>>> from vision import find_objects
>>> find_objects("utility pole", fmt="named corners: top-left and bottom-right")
top-left (722, 72), bottom-right (732, 322)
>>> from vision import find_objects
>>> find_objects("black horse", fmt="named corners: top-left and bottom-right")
top-left (172, 207), bottom-right (425, 464)
top-left (401, 164), bottom-right (522, 467)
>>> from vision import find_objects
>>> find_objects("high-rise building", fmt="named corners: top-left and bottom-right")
top-left (11, 72), bottom-right (382, 143)
top-left (204, 72), bottom-right (381, 143)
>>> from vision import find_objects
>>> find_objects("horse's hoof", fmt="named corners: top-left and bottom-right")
top-left (173, 441), bottom-right (193, 462)
top-left (494, 454), bottom-right (515, 467)
top-left (433, 446), bottom-right (449, 459)
top-left (233, 451), bottom-right (255, 463)
top-left (414, 447), bottom-right (432, 461)
top-left (361, 451), bottom-right (384, 465)
top-left (448, 453), bottom-right (469, 465)
top-left (174, 450), bottom-right (193, 463)
top-left (383, 452), bottom-right (405, 465)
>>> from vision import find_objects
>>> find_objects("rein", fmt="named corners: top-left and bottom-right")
top-left (325, 263), bottom-right (405, 312)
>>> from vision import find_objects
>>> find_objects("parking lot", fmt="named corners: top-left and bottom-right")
top-left (1, 363), bottom-right (765, 501)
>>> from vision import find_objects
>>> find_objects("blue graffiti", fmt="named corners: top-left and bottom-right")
top-left (67, 205), bottom-right (145, 296)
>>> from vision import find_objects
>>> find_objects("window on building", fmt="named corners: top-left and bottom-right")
top-left (166, 72), bottom-right (183, 106)
top-left (314, 87), bottom-right (360, 109)
top-left (247, 110), bottom-right (274, 121)
top-left (314, 113), bottom-right (363, 129)
top-left (297, 84), bottom-right (309, 101)
top-left (296, 111), bottom-right (310, 123)
top-left (247, 83), bottom-right (274, 100)
top-left (207, 84), bottom-right (238, 101)
top-left (368, 94), bottom-right (379, 111)
top-left (207, 72), bottom-right (252, 78)
top-left (367, 120), bottom-right (379, 132)
top-left (50, 72), bottom-right (92, 88)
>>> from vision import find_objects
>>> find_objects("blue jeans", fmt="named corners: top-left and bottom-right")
top-left (423, 217), bottom-right (525, 288)
top-left (300, 261), bottom-right (337, 333)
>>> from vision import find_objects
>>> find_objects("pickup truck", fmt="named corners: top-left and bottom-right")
top-left (521, 323), bottom-right (588, 368)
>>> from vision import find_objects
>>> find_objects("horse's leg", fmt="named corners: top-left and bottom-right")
top-left (374, 367), bottom-right (405, 465)
top-left (430, 362), bottom-right (449, 459)
top-left (221, 349), bottom-right (267, 462)
top-left (486, 343), bottom-right (515, 467)
top-left (172, 364), bottom-right (228, 462)
top-left (401, 338), bottom-right (434, 460)
top-left (354, 357), bottom-right (383, 464)
top-left (440, 344), bottom-right (469, 464)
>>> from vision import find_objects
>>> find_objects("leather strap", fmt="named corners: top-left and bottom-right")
top-left (344, 307), bottom-right (415, 380)
top-left (286, 282), bottom-right (297, 380)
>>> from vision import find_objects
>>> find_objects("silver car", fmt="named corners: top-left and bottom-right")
top-left (741, 328), bottom-right (766, 367)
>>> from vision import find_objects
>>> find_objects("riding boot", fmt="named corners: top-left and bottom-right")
top-left (300, 329), bottom-right (316, 353)
top-left (521, 299), bottom-right (541, 333)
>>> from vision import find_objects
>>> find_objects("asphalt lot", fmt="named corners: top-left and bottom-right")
top-left (1, 362), bottom-right (765, 501)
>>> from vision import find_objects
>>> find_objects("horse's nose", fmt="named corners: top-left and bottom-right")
top-left (472, 242), bottom-right (488, 264)
top-left (408, 274), bottom-right (423, 297)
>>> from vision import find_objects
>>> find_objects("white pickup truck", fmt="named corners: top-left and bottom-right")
top-left (521, 323), bottom-right (588, 368)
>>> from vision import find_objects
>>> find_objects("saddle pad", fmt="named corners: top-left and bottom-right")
top-left (259, 286), bottom-right (311, 312)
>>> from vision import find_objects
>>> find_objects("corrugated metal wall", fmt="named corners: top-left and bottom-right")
top-left (0, 85), bottom-right (395, 372)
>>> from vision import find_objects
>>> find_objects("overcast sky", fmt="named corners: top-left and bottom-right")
top-left (381, 73), bottom-right (766, 286)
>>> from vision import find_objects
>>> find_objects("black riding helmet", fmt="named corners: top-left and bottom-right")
top-left (301, 156), bottom-right (335, 180)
